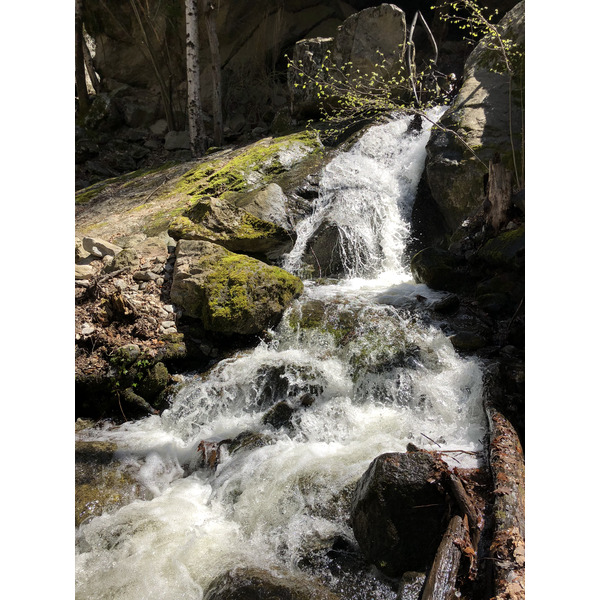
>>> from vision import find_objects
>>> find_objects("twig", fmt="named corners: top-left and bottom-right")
top-left (421, 433), bottom-right (441, 447)
top-left (143, 176), bottom-right (168, 203)
top-left (117, 391), bottom-right (129, 422)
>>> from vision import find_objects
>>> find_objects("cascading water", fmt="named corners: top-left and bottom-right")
top-left (75, 108), bottom-right (487, 600)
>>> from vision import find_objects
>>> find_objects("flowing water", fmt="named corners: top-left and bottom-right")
top-left (75, 108), bottom-right (487, 600)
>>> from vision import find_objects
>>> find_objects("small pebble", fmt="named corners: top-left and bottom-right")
top-left (161, 320), bottom-right (176, 329)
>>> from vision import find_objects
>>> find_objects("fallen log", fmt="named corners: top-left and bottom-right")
top-left (446, 472), bottom-right (481, 551)
top-left (485, 399), bottom-right (525, 600)
top-left (421, 514), bottom-right (465, 600)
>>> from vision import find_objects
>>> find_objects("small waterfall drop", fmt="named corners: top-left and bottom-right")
top-left (283, 107), bottom-right (447, 281)
top-left (76, 108), bottom-right (487, 600)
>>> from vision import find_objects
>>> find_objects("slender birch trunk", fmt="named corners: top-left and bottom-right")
top-left (186, 0), bottom-right (207, 156)
top-left (82, 33), bottom-right (100, 95)
top-left (75, 0), bottom-right (90, 116)
top-left (202, 0), bottom-right (223, 146)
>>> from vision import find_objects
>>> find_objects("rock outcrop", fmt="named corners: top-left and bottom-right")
top-left (413, 1), bottom-right (525, 237)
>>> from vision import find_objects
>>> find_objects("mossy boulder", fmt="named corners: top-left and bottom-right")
top-left (171, 240), bottom-right (303, 335)
top-left (475, 224), bottom-right (525, 269)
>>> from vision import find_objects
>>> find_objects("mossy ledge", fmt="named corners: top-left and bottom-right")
top-left (176, 130), bottom-right (322, 203)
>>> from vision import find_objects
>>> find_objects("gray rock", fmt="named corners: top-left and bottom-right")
top-left (421, 1), bottom-right (525, 231)
top-left (165, 130), bottom-right (191, 150)
top-left (75, 264), bottom-right (94, 280)
top-left (82, 236), bottom-right (123, 258)
top-left (289, 4), bottom-right (407, 117)
top-left (150, 119), bottom-right (168, 136)
top-left (133, 270), bottom-right (159, 282)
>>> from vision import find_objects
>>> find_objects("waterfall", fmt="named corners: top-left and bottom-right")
top-left (283, 107), bottom-right (447, 281)
top-left (76, 108), bottom-right (487, 600)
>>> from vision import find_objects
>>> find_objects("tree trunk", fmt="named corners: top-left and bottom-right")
top-left (82, 33), bottom-right (100, 95)
top-left (202, 0), bottom-right (223, 146)
top-left (486, 157), bottom-right (513, 232)
top-left (185, 0), bottom-right (207, 156)
top-left (75, 0), bottom-right (90, 117)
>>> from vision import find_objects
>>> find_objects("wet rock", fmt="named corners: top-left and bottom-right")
top-left (410, 247), bottom-right (470, 292)
top-left (350, 451), bottom-right (447, 577)
top-left (431, 293), bottom-right (460, 315)
top-left (301, 222), bottom-right (345, 278)
top-left (449, 331), bottom-right (488, 352)
top-left (262, 401), bottom-right (294, 429)
top-left (204, 567), bottom-right (340, 600)
top-left (75, 439), bottom-right (148, 526)
top-left (228, 431), bottom-right (272, 456)
top-left (397, 571), bottom-right (427, 600)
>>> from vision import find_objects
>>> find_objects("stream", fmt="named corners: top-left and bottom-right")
top-left (75, 107), bottom-right (488, 600)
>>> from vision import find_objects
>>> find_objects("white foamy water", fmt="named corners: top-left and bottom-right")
top-left (76, 108), bottom-right (487, 600)
top-left (283, 107), bottom-right (447, 279)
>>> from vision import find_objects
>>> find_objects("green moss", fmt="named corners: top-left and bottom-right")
top-left (177, 130), bottom-right (321, 202)
top-left (201, 252), bottom-right (303, 333)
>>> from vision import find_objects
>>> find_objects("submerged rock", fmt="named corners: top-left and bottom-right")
top-left (204, 567), bottom-right (340, 600)
top-left (171, 240), bottom-right (303, 335)
top-left (350, 451), bottom-right (447, 577)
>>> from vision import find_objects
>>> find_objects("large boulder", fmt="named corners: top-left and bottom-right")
top-left (289, 3), bottom-right (407, 117)
top-left (350, 451), bottom-right (447, 577)
top-left (204, 567), bottom-right (340, 600)
top-left (170, 240), bottom-right (303, 335)
top-left (415, 1), bottom-right (525, 234)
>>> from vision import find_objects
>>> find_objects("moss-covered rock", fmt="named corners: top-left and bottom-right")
top-left (475, 224), bottom-right (525, 269)
top-left (168, 200), bottom-right (292, 260)
top-left (177, 130), bottom-right (322, 202)
top-left (171, 240), bottom-right (303, 335)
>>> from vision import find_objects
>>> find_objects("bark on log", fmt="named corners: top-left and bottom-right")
top-left (446, 472), bottom-right (481, 551)
top-left (486, 158), bottom-right (513, 232)
top-left (421, 515), bottom-right (465, 600)
top-left (485, 399), bottom-right (525, 600)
